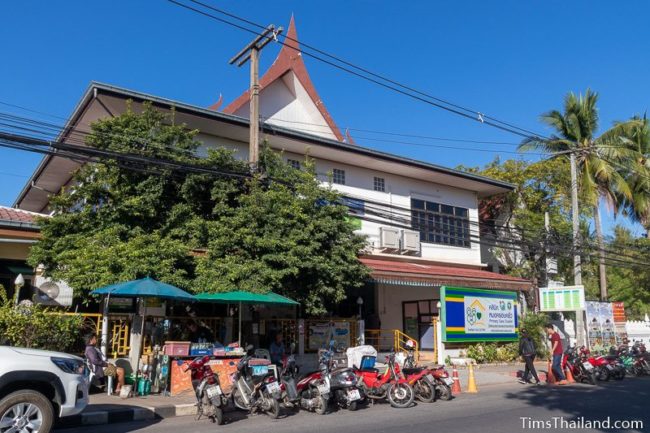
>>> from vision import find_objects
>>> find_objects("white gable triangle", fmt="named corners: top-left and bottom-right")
top-left (232, 70), bottom-right (338, 141)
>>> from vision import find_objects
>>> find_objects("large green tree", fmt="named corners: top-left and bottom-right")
top-left (519, 90), bottom-right (637, 301)
top-left (29, 104), bottom-right (369, 315)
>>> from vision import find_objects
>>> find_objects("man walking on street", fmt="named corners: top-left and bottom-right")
top-left (545, 324), bottom-right (567, 385)
top-left (518, 329), bottom-right (540, 385)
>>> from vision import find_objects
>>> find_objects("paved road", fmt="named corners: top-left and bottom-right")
top-left (56, 378), bottom-right (650, 433)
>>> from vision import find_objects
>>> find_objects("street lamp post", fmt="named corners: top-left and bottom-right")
top-left (357, 296), bottom-right (364, 318)
top-left (13, 274), bottom-right (25, 306)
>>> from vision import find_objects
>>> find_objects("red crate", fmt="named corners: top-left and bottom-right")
top-left (164, 341), bottom-right (190, 356)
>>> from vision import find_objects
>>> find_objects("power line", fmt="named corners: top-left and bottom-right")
top-left (180, 0), bottom-right (547, 140)
top-left (166, 0), bottom-right (551, 142)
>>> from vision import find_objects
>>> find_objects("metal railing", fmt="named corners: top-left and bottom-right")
top-left (364, 328), bottom-right (421, 361)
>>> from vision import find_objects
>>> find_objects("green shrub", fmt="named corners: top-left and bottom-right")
top-left (0, 287), bottom-right (87, 353)
top-left (466, 342), bottom-right (520, 363)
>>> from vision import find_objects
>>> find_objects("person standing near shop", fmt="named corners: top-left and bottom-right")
top-left (269, 332), bottom-right (286, 366)
top-left (545, 324), bottom-right (567, 385)
top-left (518, 329), bottom-right (540, 385)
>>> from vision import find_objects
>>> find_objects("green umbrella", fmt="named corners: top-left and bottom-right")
top-left (195, 291), bottom-right (299, 345)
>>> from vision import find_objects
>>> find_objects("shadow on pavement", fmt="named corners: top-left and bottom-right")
top-left (504, 377), bottom-right (650, 432)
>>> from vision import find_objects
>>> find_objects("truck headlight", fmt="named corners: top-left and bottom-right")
top-left (51, 357), bottom-right (85, 375)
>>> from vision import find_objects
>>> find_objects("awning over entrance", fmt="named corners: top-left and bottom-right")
top-left (361, 257), bottom-right (532, 291)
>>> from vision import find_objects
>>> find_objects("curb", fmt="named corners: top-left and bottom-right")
top-left (55, 403), bottom-right (198, 429)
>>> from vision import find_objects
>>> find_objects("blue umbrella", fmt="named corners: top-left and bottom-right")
top-left (91, 277), bottom-right (195, 392)
top-left (91, 276), bottom-right (195, 301)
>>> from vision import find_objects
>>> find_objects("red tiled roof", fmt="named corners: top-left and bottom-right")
top-left (0, 206), bottom-right (48, 224)
top-left (360, 257), bottom-right (531, 289)
top-left (221, 15), bottom-right (346, 142)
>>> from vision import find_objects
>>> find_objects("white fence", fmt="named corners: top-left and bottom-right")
top-left (626, 320), bottom-right (650, 345)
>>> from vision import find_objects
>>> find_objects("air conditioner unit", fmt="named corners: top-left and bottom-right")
top-left (379, 227), bottom-right (400, 250)
top-left (401, 230), bottom-right (421, 254)
top-left (32, 276), bottom-right (74, 307)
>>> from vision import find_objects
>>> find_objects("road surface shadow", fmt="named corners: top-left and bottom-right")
top-left (504, 377), bottom-right (650, 432)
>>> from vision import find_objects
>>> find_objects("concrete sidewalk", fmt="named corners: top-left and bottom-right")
top-left (56, 363), bottom-right (533, 429)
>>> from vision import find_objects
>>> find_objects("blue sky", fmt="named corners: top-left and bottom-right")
top-left (1, 1), bottom-right (648, 236)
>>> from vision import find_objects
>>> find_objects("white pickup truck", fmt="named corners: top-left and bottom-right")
top-left (0, 346), bottom-right (89, 433)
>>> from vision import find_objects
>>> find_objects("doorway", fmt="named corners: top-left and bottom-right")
top-left (402, 300), bottom-right (439, 350)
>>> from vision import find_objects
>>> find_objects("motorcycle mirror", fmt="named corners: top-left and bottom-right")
top-left (176, 359), bottom-right (184, 366)
top-left (329, 340), bottom-right (336, 348)
top-left (245, 344), bottom-right (254, 352)
top-left (290, 342), bottom-right (296, 352)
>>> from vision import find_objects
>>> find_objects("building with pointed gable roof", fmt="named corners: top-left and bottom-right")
top-left (13, 16), bottom-right (531, 361)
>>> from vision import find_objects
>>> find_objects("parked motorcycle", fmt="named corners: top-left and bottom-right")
top-left (231, 345), bottom-right (282, 418)
top-left (561, 346), bottom-right (597, 385)
top-left (319, 344), bottom-right (364, 411)
top-left (580, 347), bottom-right (624, 381)
top-left (354, 350), bottom-right (414, 408)
top-left (280, 345), bottom-right (329, 414)
top-left (184, 355), bottom-right (227, 425)
top-left (631, 342), bottom-right (650, 375)
top-left (402, 346), bottom-right (453, 401)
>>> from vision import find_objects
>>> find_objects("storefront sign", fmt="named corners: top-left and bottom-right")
top-left (586, 301), bottom-right (617, 349)
top-left (612, 302), bottom-right (626, 323)
top-left (538, 285), bottom-right (585, 312)
top-left (441, 286), bottom-right (518, 342)
top-left (308, 321), bottom-right (351, 350)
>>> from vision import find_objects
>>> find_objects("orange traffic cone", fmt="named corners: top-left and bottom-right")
top-left (546, 360), bottom-right (556, 384)
top-left (564, 366), bottom-right (575, 383)
top-left (451, 366), bottom-right (462, 394)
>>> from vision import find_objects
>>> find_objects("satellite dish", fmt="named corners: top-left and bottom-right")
top-left (38, 281), bottom-right (60, 301)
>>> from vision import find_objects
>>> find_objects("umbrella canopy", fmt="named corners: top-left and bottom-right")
top-left (195, 290), bottom-right (299, 346)
top-left (91, 277), bottom-right (195, 301)
top-left (195, 290), bottom-right (299, 305)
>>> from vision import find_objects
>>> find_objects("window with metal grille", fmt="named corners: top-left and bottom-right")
top-left (373, 177), bottom-right (385, 192)
top-left (332, 168), bottom-right (346, 185)
top-left (410, 199), bottom-right (471, 247)
top-left (287, 159), bottom-right (301, 170)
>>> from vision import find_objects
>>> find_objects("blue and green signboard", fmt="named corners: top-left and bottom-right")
top-left (441, 286), bottom-right (518, 342)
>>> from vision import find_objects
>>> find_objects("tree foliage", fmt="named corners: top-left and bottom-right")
top-left (29, 104), bottom-right (370, 315)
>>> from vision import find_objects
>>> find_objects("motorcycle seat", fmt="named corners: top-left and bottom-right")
top-left (402, 368), bottom-right (424, 376)
top-left (359, 368), bottom-right (379, 373)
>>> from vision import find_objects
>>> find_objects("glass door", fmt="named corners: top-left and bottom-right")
top-left (402, 300), bottom-right (439, 350)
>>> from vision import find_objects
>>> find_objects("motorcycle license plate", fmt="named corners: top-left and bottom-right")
top-left (426, 374), bottom-right (435, 382)
top-left (443, 377), bottom-right (454, 386)
top-left (347, 389), bottom-right (361, 401)
top-left (317, 383), bottom-right (330, 395)
top-left (606, 364), bottom-right (614, 371)
top-left (582, 362), bottom-right (594, 370)
top-left (266, 381), bottom-right (281, 394)
top-left (206, 385), bottom-right (222, 398)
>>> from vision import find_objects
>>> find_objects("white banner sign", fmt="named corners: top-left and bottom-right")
top-left (539, 285), bottom-right (585, 312)
top-left (464, 296), bottom-right (516, 334)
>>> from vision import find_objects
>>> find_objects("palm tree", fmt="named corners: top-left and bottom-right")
top-left (520, 89), bottom-right (635, 301)
top-left (617, 116), bottom-right (650, 237)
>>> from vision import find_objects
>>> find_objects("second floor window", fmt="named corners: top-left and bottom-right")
top-left (411, 199), bottom-right (471, 248)
top-left (287, 159), bottom-right (301, 170)
top-left (333, 168), bottom-right (346, 185)
top-left (373, 177), bottom-right (385, 192)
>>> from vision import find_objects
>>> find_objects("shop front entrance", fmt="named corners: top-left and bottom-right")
top-left (402, 299), bottom-right (439, 350)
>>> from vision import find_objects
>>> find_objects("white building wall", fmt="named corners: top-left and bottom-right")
top-left (377, 284), bottom-right (440, 331)
top-left (196, 134), bottom-right (483, 267)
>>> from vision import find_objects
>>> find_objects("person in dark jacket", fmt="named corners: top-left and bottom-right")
top-left (518, 329), bottom-right (540, 385)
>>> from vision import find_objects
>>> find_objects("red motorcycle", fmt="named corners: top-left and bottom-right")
top-left (561, 347), bottom-right (596, 385)
top-left (354, 351), bottom-right (414, 408)
top-left (580, 347), bottom-right (619, 381)
top-left (402, 345), bottom-right (453, 401)
top-left (184, 356), bottom-right (228, 425)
